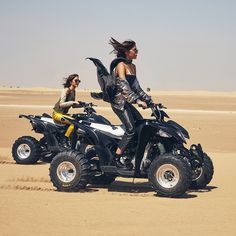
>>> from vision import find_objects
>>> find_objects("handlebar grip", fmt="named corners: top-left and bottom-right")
top-left (157, 103), bottom-right (167, 109)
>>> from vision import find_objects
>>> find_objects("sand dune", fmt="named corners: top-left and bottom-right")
top-left (0, 88), bottom-right (236, 236)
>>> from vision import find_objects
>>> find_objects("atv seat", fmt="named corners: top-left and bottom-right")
top-left (40, 117), bottom-right (67, 127)
top-left (42, 113), bottom-right (52, 118)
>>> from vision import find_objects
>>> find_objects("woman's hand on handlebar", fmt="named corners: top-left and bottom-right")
top-left (137, 100), bottom-right (148, 109)
top-left (72, 101), bottom-right (83, 108)
top-left (150, 102), bottom-right (167, 109)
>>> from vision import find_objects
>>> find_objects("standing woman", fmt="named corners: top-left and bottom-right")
top-left (53, 74), bottom-right (81, 138)
top-left (109, 37), bottom-right (153, 168)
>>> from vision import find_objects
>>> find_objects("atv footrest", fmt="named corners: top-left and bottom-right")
top-left (49, 146), bottom-right (65, 152)
top-left (100, 166), bottom-right (135, 177)
top-left (117, 169), bottom-right (135, 177)
top-left (100, 166), bottom-right (117, 175)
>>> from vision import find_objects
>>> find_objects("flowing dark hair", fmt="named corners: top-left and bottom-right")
top-left (63, 74), bottom-right (79, 88)
top-left (109, 37), bottom-right (136, 58)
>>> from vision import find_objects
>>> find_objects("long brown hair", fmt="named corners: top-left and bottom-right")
top-left (109, 37), bottom-right (136, 58)
top-left (63, 74), bottom-right (78, 88)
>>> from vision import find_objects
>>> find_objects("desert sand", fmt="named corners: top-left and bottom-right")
top-left (0, 87), bottom-right (236, 236)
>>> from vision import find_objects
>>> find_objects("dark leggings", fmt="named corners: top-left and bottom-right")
top-left (112, 102), bottom-right (143, 151)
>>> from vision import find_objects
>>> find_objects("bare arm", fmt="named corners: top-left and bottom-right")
top-left (116, 62), bottom-right (126, 80)
top-left (116, 63), bottom-right (147, 107)
top-left (129, 64), bottom-right (152, 106)
top-left (115, 62), bottom-right (139, 103)
top-left (59, 88), bottom-right (75, 108)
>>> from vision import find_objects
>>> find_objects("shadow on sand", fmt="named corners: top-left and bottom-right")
top-left (108, 180), bottom-right (153, 194)
top-left (87, 180), bottom-right (154, 195)
top-left (188, 185), bottom-right (218, 193)
top-left (88, 181), bottom-right (218, 198)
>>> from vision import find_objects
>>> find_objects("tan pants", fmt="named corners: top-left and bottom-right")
top-left (52, 111), bottom-right (75, 138)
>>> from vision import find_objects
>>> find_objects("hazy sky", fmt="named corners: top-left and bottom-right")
top-left (0, 0), bottom-right (235, 91)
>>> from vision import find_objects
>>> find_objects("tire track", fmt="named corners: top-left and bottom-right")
top-left (0, 184), bottom-right (54, 192)
top-left (7, 176), bottom-right (51, 183)
top-left (1, 176), bottom-right (53, 192)
top-left (0, 160), bottom-right (15, 165)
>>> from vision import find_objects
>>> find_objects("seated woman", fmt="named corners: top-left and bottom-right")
top-left (53, 74), bottom-right (81, 138)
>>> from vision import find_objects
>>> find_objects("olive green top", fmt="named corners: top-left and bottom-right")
top-left (53, 88), bottom-right (75, 114)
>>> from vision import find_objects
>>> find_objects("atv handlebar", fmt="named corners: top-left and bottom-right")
top-left (72, 101), bottom-right (97, 116)
top-left (149, 102), bottom-right (169, 121)
top-left (157, 103), bottom-right (167, 109)
top-left (19, 114), bottom-right (35, 120)
top-left (72, 101), bottom-right (97, 109)
top-left (149, 102), bottom-right (167, 109)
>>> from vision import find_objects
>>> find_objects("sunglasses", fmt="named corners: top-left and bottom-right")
top-left (75, 79), bottom-right (81, 83)
top-left (131, 48), bottom-right (138, 53)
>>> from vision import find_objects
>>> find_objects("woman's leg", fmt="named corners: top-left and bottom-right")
top-left (52, 111), bottom-right (75, 138)
top-left (112, 103), bottom-right (136, 155)
top-left (126, 103), bottom-right (143, 121)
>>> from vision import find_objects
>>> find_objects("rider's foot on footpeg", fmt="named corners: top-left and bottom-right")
top-left (115, 155), bottom-right (131, 170)
top-left (61, 138), bottom-right (70, 149)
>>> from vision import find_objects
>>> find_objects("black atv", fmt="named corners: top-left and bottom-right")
top-left (49, 103), bottom-right (214, 197)
top-left (12, 102), bottom-right (110, 164)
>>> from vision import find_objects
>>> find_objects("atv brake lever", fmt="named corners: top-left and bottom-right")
top-left (89, 102), bottom-right (97, 107)
top-left (157, 103), bottom-right (167, 109)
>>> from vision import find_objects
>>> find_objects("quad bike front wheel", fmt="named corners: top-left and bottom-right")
top-left (12, 136), bottom-right (41, 164)
top-left (148, 153), bottom-right (192, 197)
top-left (49, 150), bottom-right (91, 191)
top-left (191, 153), bottom-right (214, 189)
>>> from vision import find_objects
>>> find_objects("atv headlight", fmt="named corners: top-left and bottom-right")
top-left (31, 121), bottom-right (37, 129)
top-left (177, 131), bottom-right (185, 140)
top-left (176, 131), bottom-right (186, 143)
top-left (158, 129), bottom-right (172, 138)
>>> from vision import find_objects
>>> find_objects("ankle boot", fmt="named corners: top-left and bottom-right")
top-left (115, 154), bottom-right (130, 170)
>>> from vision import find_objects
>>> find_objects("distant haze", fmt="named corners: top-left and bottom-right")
top-left (0, 0), bottom-right (235, 91)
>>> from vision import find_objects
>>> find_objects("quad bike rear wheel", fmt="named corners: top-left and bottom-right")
top-left (12, 136), bottom-right (41, 164)
top-left (50, 150), bottom-right (91, 191)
